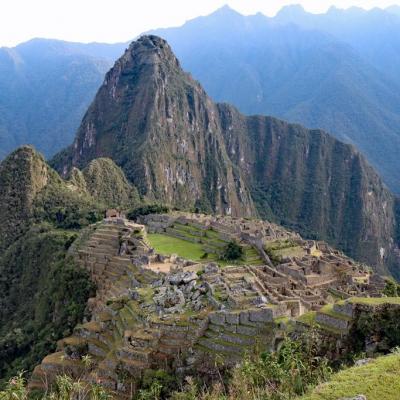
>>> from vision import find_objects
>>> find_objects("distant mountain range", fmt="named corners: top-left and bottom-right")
top-left (2, 5), bottom-right (400, 194)
top-left (0, 39), bottom-right (127, 160)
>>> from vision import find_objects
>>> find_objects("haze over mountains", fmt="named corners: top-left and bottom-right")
top-left (2, 4), bottom-right (400, 194)
top-left (150, 5), bottom-right (400, 193)
top-left (0, 39), bottom-right (127, 160)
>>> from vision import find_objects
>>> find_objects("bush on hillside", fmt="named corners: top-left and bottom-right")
top-left (127, 205), bottom-right (169, 221)
top-left (221, 241), bottom-right (243, 261)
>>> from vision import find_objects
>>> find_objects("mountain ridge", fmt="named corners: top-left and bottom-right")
top-left (51, 35), bottom-right (399, 277)
top-left (149, 6), bottom-right (400, 193)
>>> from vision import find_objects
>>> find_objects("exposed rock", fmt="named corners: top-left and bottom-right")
top-left (169, 271), bottom-right (197, 285)
top-left (154, 286), bottom-right (185, 313)
top-left (354, 358), bottom-right (373, 367)
top-left (204, 263), bottom-right (219, 274)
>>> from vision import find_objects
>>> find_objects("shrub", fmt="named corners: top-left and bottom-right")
top-left (221, 241), bottom-right (243, 261)
top-left (383, 279), bottom-right (400, 297)
top-left (127, 205), bottom-right (169, 221)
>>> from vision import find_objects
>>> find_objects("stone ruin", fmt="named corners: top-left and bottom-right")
top-left (29, 212), bottom-right (387, 398)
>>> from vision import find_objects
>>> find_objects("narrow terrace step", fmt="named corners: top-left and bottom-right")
top-left (117, 346), bottom-right (152, 363)
top-left (159, 336), bottom-right (191, 347)
top-left (197, 338), bottom-right (244, 355)
top-left (117, 357), bottom-right (150, 373)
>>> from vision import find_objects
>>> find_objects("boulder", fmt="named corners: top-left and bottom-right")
top-left (354, 358), bottom-right (372, 367)
top-left (169, 271), bottom-right (197, 285)
top-left (204, 263), bottom-right (219, 274)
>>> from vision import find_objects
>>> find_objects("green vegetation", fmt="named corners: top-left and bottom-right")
top-left (300, 353), bottom-right (400, 400)
top-left (127, 205), bottom-right (169, 221)
top-left (318, 304), bottom-right (352, 321)
top-left (0, 225), bottom-right (95, 386)
top-left (33, 177), bottom-right (103, 229)
top-left (0, 370), bottom-right (111, 399)
top-left (83, 158), bottom-right (141, 208)
top-left (220, 241), bottom-right (243, 261)
top-left (147, 233), bottom-right (206, 261)
top-left (345, 297), bottom-right (400, 306)
top-left (264, 239), bottom-right (305, 264)
top-left (135, 333), bottom-right (331, 400)
top-left (297, 311), bottom-right (317, 326)
top-left (346, 299), bottom-right (400, 355)
top-left (383, 279), bottom-right (400, 297)
top-left (147, 230), bottom-right (263, 266)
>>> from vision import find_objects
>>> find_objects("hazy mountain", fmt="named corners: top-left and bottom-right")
top-left (52, 35), bottom-right (399, 276)
top-left (2, 5), bottom-right (400, 194)
top-left (148, 6), bottom-right (400, 193)
top-left (0, 39), bottom-right (127, 160)
top-left (387, 5), bottom-right (400, 17)
top-left (275, 4), bottom-right (400, 84)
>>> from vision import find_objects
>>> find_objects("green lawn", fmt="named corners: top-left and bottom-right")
top-left (147, 232), bottom-right (265, 267)
top-left (147, 233), bottom-right (207, 261)
top-left (318, 304), bottom-right (352, 321)
top-left (344, 297), bottom-right (400, 306)
top-left (300, 353), bottom-right (400, 400)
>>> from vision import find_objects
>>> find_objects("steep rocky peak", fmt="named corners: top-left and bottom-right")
top-left (128, 35), bottom-right (179, 66)
top-left (103, 35), bottom-right (181, 88)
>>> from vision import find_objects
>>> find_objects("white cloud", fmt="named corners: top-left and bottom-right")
top-left (0, 0), bottom-right (399, 47)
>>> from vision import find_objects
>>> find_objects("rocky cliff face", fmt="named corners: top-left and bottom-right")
top-left (52, 35), bottom-right (398, 276)
top-left (218, 106), bottom-right (396, 274)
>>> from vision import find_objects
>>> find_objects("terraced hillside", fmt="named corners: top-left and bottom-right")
top-left (30, 212), bottom-right (391, 398)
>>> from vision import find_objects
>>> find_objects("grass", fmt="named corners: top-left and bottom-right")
top-left (344, 297), bottom-right (400, 306)
top-left (297, 311), bottom-right (317, 326)
top-left (147, 233), bottom-right (206, 261)
top-left (318, 304), bottom-right (352, 321)
top-left (273, 246), bottom-right (305, 259)
top-left (147, 232), bottom-right (263, 266)
top-left (300, 353), bottom-right (400, 400)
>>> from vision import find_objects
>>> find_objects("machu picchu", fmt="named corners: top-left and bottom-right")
top-left (27, 210), bottom-right (393, 398)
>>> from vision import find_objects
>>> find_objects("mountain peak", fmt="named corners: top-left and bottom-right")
top-left (276, 4), bottom-right (306, 18)
top-left (209, 4), bottom-right (243, 18)
top-left (124, 35), bottom-right (179, 68)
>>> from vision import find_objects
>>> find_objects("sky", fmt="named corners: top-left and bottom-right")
top-left (1, 0), bottom-right (400, 47)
